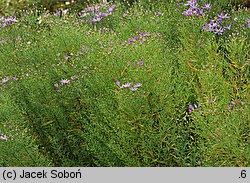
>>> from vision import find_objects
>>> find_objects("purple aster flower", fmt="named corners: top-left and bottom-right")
top-left (86, 6), bottom-right (91, 11)
top-left (128, 38), bottom-right (133, 43)
top-left (211, 21), bottom-right (218, 27)
top-left (206, 25), bottom-right (214, 31)
top-left (64, 55), bottom-right (69, 60)
top-left (2, 76), bottom-right (9, 83)
top-left (202, 23), bottom-right (214, 32)
top-left (5, 16), bottom-right (18, 25)
top-left (99, 12), bottom-right (107, 18)
top-left (214, 28), bottom-right (224, 35)
top-left (97, 17), bottom-right (102, 21)
top-left (54, 83), bottom-right (59, 87)
top-left (44, 13), bottom-right (50, 18)
top-left (12, 76), bottom-right (17, 81)
top-left (0, 135), bottom-right (7, 141)
top-left (90, 18), bottom-right (98, 22)
top-left (133, 36), bottom-right (139, 41)
top-left (134, 83), bottom-right (142, 88)
top-left (218, 13), bottom-right (230, 19)
top-left (60, 79), bottom-right (70, 85)
top-left (141, 32), bottom-right (150, 37)
top-left (199, 9), bottom-right (205, 16)
top-left (157, 12), bottom-right (163, 16)
top-left (81, 12), bottom-right (88, 18)
top-left (120, 83), bottom-right (131, 89)
top-left (227, 105), bottom-right (231, 111)
top-left (130, 87), bottom-right (138, 91)
top-left (224, 24), bottom-right (231, 30)
top-left (94, 6), bottom-right (99, 12)
top-left (94, 13), bottom-right (100, 18)
top-left (108, 5), bottom-right (116, 12)
top-left (246, 19), bottom-right (250, 28)
top-left (55, 10), bottom-right (60, 16)
top-left (184, 9), bottom-right (194, 16)
top-left (139, 32), bottom-right (145, 37)
top-left (202, 23), bottom-right (209, 31)
top-left (203, 3), bottom-right (212, 11)
top-left (123, 82), bottom-right (131, 88)
top-left (5, 17), bottom-right (18, 23)
top-left (12, 17), bottom-right (18, 23)
top-left (190, 0), bottom-right (198, 7)
top-left (193, 8), bottom-right (200, 16)
top-left (116, 81), bottom-right (120, 86)
top-left (137, 60), bottom-right (144, 67)
top-left (188, 104), bottom-right (194, 112)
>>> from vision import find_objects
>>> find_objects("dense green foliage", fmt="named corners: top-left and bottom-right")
top-left (0, 0), bottom-right (249, 166)
top-left (1, 0), bottom-right (249, 16)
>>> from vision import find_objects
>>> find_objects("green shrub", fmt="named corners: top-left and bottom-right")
top-left (0, 0), bottom-right (249, 166)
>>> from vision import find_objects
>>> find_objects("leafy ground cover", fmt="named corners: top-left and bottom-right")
top-left (0, 0), bottom-right (249, 166)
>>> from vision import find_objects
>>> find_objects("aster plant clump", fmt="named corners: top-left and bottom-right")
top-left (202, 13), bottom-right (232, 35)
top-left (0, 0), bottom-right (249, 167)
top-left (179, 0), bottom-right (250, 36)
top-left (0, 16), bottom-right (18, 27)
top-left (115, 79), bottom-right (143, 93)
top-left (178, 0), bottom-right (212, 17)
top-left (0, 76), bottom-right (18, 91)
top-left (78, 2), bottom-right (116, 28)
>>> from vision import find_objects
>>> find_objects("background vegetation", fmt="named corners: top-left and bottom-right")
top-left (0, 0), bottom-right (249, 166)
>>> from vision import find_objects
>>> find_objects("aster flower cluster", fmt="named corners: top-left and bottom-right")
top-left (246, 18), bottom-right (250, 28)
top-left (188, 103), bottom-right (200, 112)
top-left (79, 3), bottom-right (116, 24)
top-left (0, 76), bottom-right (17, 87)
top-left (54, 75), bottom-right (79, 92)
top-left (0, 135), bottom-right (8, 141)
top-left (182, 0), bottom-right (212, 17)
top-left (202, 13), bottom-right (232, 35)
top-left (0, 16), bottom-right (18, 27)
top-left (114, 77), bottom-right (142, 93)
top-left (124, 32), bottom-right (151, 45)
top-left (180, 1), bottom-right (249, 35)
top-left (227, 99), bottom-right (245, 111)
